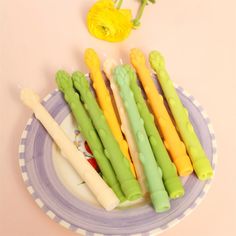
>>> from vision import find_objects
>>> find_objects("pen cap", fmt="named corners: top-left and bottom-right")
top-left (151, 190), bottom-right (170, 213)
top-left (164, 175), bottom-right (185, 199)
top-left (193, 158), bottom-right (213, 180)
top-left (119, 179), bottom-right (142, 201)
top-left (96, 187), bottom-right (120, 211)
top-left (174, 153), bottom-right (193, 177)
top-left (111, 182), bottom-right (126, 202)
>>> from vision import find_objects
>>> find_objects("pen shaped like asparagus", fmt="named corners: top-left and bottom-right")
top-left (113, 65), bottom-right (170, 212)
top-left (103, 59), bottom-right (148, 195)
top-left (126, 65), bottom-right (185, 198)
top-left (84, 48), bottom-right (136, 176)
top-left (72, 71), bottom-right (142, 201)
top-left (130, 48), bottom-right (193, 177)
top-left (149, 51), bottom-right (213, 180)
top-left (20, 88), bottom-right (120, 211)
top-left (56, 71), bottom-right (126, 201)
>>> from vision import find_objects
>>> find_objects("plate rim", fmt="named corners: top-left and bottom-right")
top-left (18, 85), bottom-right (217, 236)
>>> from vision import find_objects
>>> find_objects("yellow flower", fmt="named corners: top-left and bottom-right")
top-left (87, 0), bottom-right (133, 42)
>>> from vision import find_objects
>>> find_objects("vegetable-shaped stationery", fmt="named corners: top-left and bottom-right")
top-left (130, 48), bottom-right (193, 176)
top-left (126, 65), bottom-right (184, 198)
top-left (149, 51), bottom-right (213, 180)
top-left (72, 72), bottom-right (142, 201)
top-left (84, 48), bottom-right (136, 176)
top-left (20, 88), bottom-right (119, 211)
top-left (103, 59), bottom-right (148, 195)
top-left (113, 65), bottom-right (170, 212)
top-left (56, 71), bottom-right (125, 201)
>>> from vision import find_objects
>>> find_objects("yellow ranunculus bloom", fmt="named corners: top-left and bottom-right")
top-left (87, 0), bottom-right (133, 42)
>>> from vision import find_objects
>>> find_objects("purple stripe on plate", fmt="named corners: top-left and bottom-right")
top-left (188, 95), bottom-right (194, 101)
top-left (141, 233), bottom-right (150, 236)
top-left (19, 153), bottom-right (25, 159)
top-left (31, 192), bottom-right (38, 199)
top-left (53, 215), bottom-right (62, 223)
top-left (85, 231), bottom-right (94, 236)
top-left (21, 166), bottom-right (27, 172)
top-left (69, 224), bottom-right (79, 232)
top-left (20, 139), bottom-right (27, 145)
top-left (176, 86), bottom-right (184, 93)
top-left (211, 133), bottom-right (216, 140)
top-left (204, 117), bottom-right (210, 124)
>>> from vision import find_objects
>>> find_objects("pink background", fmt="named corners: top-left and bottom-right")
top-left (0, 0), bottom-right (236, 235)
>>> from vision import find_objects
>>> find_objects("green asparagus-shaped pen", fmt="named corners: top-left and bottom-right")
top-left (56, 71), bottom-right (125, 202)
top-left (113, 65), bottom-right (170, 212)
top-left (149, 51), bottom-right (213, 180)
top-left (126, 65), bottom-right (184, 199)
top-left (72, 71), bottom-right (142, 201)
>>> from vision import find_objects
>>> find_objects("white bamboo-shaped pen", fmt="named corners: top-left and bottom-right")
top-left (20, 88), bottom-right (120, 211)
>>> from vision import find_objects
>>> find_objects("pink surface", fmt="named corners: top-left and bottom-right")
top-left (0, 0), bottom-right (236, 235)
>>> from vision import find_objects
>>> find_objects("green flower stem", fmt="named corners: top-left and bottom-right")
top-left (133, 0), bottom-right (148, 27)
top-left (116, 0), bottom-right (123, 9)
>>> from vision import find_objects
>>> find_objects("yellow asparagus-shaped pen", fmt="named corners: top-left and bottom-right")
top-left (130, 48), bottom-right (193, 176)
top-left (84, 48), bottom-right (136, 176)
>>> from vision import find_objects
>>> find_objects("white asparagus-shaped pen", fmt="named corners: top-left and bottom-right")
top-left (103, 59), bottom-right (148, 196)
top-left (20, 88), bottom-right (120, 211)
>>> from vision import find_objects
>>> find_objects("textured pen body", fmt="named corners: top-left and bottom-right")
top-left (56, 71), bottom-right (125, 201)
top-left (103, 59), bottom-right (147, 195)
top-left (20, 88), bottom-right (120, 211)
top-left (149, 51), bottom-right (213, 180)
top-left (84, 48), bottom-right (135, 176)
top-left (72, 72), bottom-right (142, 201)
top-left (126, 65), bottom-right (184, 198)
top-left (113, 66), bottom-right (170, 212)
top-left (130, 48), bottom-right (193, 176)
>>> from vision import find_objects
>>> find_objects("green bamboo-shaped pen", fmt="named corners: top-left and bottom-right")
top-left (72, 71), bottom-right (142, 201)
top-left (149, 51), bottom-right (213, 180)
top-left (113, 65), bottom-right (170, 212)
top-left (126, 65), bottom-right (184, 198)
top-left (56, 71), bottom-right (125, 201)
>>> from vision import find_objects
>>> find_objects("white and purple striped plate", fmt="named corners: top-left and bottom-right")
top-left (18, 82), bottom-right (217, 235)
